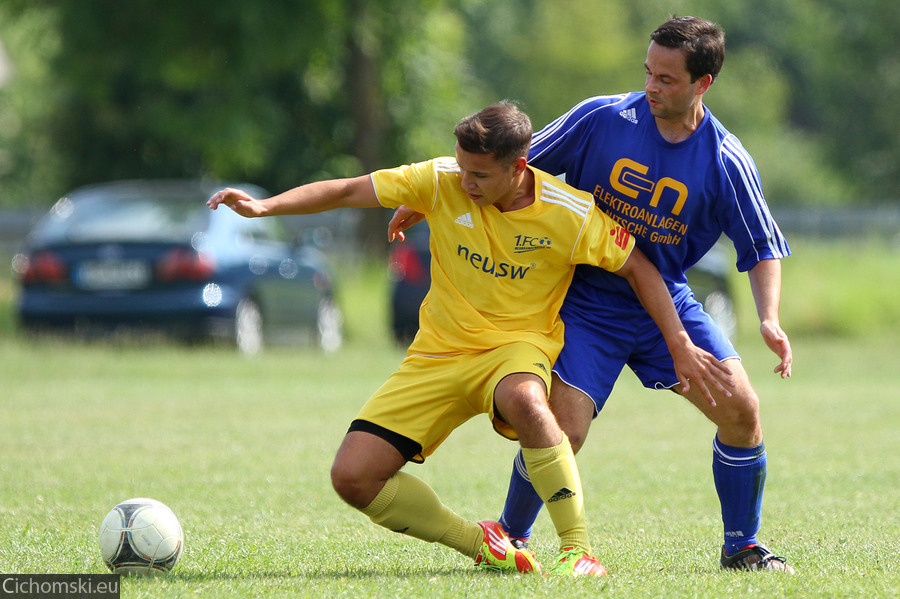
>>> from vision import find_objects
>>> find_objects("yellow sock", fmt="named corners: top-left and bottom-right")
top-left (361, 471), bottom-right (483, 559)
top-left (521, 434), bottom-right (592, 553)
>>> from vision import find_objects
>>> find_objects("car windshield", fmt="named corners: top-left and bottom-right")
top-left (34, 193), bottom-right (210, 244)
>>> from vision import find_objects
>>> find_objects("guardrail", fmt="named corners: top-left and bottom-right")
top-left (772, 206), bottom-right (900, 239)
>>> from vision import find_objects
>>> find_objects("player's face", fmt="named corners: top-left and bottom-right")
top-left (455, 144), bottom-right (519, 208)
top-left (643, 41), bottom-right (705, 121)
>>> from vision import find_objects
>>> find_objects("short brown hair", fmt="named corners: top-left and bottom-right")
top-left (650, 16), bottom-right (725, 83)
top-left (453, 102), bottom-right (532, 166)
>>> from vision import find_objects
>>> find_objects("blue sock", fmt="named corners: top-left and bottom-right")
top-left (712, 436), bottom-right (766, 555)
top-left (498, 449), bottom-right (543, 540)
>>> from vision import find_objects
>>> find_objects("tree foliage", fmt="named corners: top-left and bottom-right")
top-left (719, 0), bottom-right (900, 203)
top-left (0, 0), bottom-right (896, 223)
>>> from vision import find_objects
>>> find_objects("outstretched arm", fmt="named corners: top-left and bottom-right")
top-left (616, 247), bottom-right (734, 406)
top-left (748, 258), bottom-right (792, 378)
top-left (207, 175), bottom-right (381, 217)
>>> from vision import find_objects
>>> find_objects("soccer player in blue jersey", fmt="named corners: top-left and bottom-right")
top-left (389, 16), bottom-right (794, 572)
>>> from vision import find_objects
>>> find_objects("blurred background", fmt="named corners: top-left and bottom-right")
top-left (1, 0), bottom-right (898, 346)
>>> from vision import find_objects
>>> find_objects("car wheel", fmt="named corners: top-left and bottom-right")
top-left (316, 296), bottom-right (343, 352)
top-left (702, 290), bottom-right (737, 341)
top-left (235, 297), bottom-right (264, 355)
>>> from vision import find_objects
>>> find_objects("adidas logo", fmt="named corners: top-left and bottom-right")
top-left (454, 213), bottom-right (474, 228)
top-left (533, 362), bottom-right (548, 374)
top-left (485, 524), bottom-right (508, 556)
top-left (619, 108), bottom-right (638, 124)
top-left (547, 487), bottom-right (576, 503)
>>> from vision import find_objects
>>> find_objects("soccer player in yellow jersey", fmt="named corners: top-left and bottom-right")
top-left (208, 102), bottom-right (732, 576)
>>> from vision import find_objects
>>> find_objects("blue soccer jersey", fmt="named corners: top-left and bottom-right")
top-left (530, 92), bottom-right (790, 301)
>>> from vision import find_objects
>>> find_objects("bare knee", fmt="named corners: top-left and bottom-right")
top-left (496, 374), bottom-right (549, 417)
top-left (494, 374), bottom-right (560, 448)
top-left (718, 393), bottom-right (762, 445)
top-left (681, 360), bottom-right (763, 446)
top-left (506, 390), bottom-right (553, 428)
top-left (704, 388), bottom-right (763, 446)
top-left (330, 458), bottom-right (372, 509)
top-left (330, 431), bottom-right (406, 509)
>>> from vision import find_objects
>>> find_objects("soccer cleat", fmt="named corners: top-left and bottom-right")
top-left (548, 546), bottom-right (608, 577)
top-left (720, 544), bottom-right (795, 573)
top-left (474, 521), bottom-right (540, 573)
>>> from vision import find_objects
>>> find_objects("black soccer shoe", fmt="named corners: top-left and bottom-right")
top-left (721, 544), bottom-right (795, 573)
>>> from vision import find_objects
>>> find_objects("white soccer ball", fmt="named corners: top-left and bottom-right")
top-left (98, 497), bottom-right (184, 576)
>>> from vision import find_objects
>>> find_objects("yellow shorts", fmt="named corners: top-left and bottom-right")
top-left (350, 342), bottom-right (552, 463)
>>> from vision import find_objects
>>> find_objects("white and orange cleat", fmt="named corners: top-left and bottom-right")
top-left (474, 521), bottom-right (541, 573)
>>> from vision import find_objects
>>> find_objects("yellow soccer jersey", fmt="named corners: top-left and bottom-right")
top-left (372, 157), bottom-right (635, 361)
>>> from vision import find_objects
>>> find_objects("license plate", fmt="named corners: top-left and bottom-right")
top-left (76, 260), bottom-right (151, 290)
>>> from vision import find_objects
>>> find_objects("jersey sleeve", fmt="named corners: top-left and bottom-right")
top-left (572, 204), bottom-right (636, 272)
top-left (717, 136), bottom-right (791, 271)
top-left (370, 160), bottom-right (440, 213)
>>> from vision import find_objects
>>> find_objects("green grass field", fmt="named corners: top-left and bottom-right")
top-left (1, 239), bottom-right (899, 598)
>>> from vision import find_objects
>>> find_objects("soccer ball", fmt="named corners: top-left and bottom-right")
top-left (98, 497), bottom-right (184, 576)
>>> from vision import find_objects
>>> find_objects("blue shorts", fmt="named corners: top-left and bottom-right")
top-left (553, 281), bottom-right (739, 415)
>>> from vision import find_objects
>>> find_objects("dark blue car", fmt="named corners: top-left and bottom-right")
top-left (13, 180), bottom-right (343, 353)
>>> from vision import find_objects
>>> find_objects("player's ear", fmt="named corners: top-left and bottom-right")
top-left (696, 73), bottom-right (714, 95)
top-left (513, 156), bottom-right (528, 175)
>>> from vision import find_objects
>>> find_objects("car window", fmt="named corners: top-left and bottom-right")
top-left (33, 195), bottom-right (209, 244)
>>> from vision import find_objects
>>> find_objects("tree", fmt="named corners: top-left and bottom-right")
top-left (459, 0), bottom-right (865, 205)
top-left (714, 0), bottom-right (900, 202)
top-left (0, 0), bottom-right (896, 219)
top-left (0, 2), bottom-right (66, 208)
top-left (0, 0), bottom-right (475, 253)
